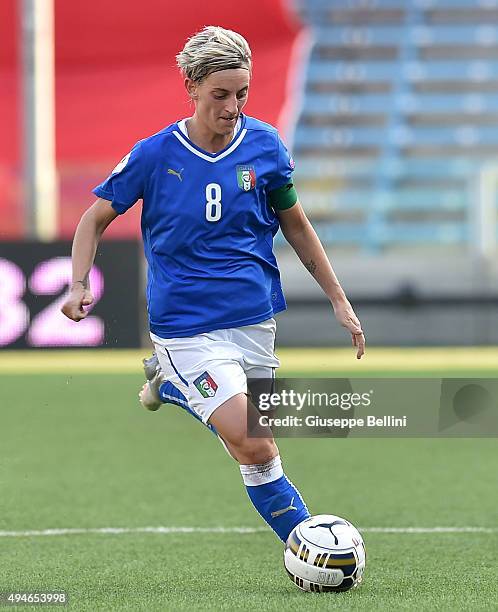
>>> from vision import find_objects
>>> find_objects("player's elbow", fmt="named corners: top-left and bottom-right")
top-left (83, 199), bottom-right (118, 237)
top-left (278, 203), bottom-right (310, 245)
top-left (281, 217), bottom-right (312, 247)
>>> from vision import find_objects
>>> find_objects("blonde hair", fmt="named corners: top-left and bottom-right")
top-left (176, 26), bottom-right (252, 83)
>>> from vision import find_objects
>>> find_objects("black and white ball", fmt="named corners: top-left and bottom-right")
top-left (284, 514), bottom-right (366, 593)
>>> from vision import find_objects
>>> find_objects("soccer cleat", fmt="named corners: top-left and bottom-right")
top-left (139, 353), bottom-right (165, 411)
top-left (143, 352), bottom-right (161, 381)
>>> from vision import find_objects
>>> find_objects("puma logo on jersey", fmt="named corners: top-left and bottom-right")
top-left (271, 496), bottom-right (297, 518)
top-left (167, 168), bottom-right (184, 182)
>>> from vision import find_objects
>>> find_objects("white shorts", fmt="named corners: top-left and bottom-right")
top-left (150, 318), bottom-right (279, 424)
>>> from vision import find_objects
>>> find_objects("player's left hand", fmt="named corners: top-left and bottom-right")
top-left (332, 299), bottom-right (365, 359)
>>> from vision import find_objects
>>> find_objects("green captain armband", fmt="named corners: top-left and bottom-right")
top-left (268, 183), bottom-right (298, 210)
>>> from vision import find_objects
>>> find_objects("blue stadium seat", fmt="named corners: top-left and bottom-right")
top-left (298, 188), bottom-right (467, 212)
top-left (313, 25), bottom-right (498, 46)
top-left (294, 158), bottom-right (477, 179)
top-left (293, 0), bottom-right (498, 250)
top-left (298, 0), bottom-right (409, 8)
top-left (307, 61), bottom-right (498, 82)
top-left (305, 92), bottom-right (498, 114)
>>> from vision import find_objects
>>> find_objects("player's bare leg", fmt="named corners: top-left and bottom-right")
top-left (208, 392), bottom-right (276, 463)
top-left (208, 393), bottom-right (310, 541)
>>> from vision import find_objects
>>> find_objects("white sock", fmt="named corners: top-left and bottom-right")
top-left (239, 455), bottom-right (283, 487)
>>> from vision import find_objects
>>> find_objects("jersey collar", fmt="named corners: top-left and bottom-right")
top-left (172, 114), bottom-right (247, 163)
top-left (177, 116), bottom-right (242, 139)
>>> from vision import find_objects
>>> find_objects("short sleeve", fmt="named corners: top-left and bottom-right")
top-left (266, 133), bottom-right (295, 192)
top-left (92, 141), bottom-right (145, 214)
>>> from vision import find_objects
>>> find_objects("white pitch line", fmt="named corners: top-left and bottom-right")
top-left (0, 526), bottom-right (497, 538)
top-left (0, 527), bottom-right (269, 538)
top-left (360, 527), bottom-right (498, 534)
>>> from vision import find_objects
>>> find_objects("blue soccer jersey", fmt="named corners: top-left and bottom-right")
top-left (93, 114), bottom-right (294, 338)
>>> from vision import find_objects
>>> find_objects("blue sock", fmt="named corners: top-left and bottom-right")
top-left (240, 456), bottom-right (310, 541)
top-left (158, 380), bottom-right (217, 435)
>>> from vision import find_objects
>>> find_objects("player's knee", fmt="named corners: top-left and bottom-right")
top-left (235, 437), bottom-right (278, 465)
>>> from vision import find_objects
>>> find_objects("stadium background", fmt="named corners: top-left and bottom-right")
top-left (1, 1), bottom-right (497, 610)
top-left (3, 0), bottom-right (498, 348)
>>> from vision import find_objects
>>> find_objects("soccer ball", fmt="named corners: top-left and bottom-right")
top-left (284, 514), bottom-right (366, 593)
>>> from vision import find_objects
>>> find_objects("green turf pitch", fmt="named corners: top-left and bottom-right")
top-left (0, 355), bottom-right (497, 610)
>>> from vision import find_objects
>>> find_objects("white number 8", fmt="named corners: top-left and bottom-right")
top-left (205, 183), bottom-right (222, 222)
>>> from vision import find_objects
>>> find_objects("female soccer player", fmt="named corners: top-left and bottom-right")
top-left (62, 26), bottom-right (365, 542)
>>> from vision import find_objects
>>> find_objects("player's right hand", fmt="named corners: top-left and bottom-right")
top-left (61, 284), bottom-right (94, 321)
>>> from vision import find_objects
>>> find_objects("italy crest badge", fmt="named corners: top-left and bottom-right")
top-left (236, 165), bottom-right (256, 191)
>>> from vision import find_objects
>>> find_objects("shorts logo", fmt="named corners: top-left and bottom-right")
top-left (236, 165), bottom-right (256, 191)
top-left (193, 371), bottom-right (219, 398)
